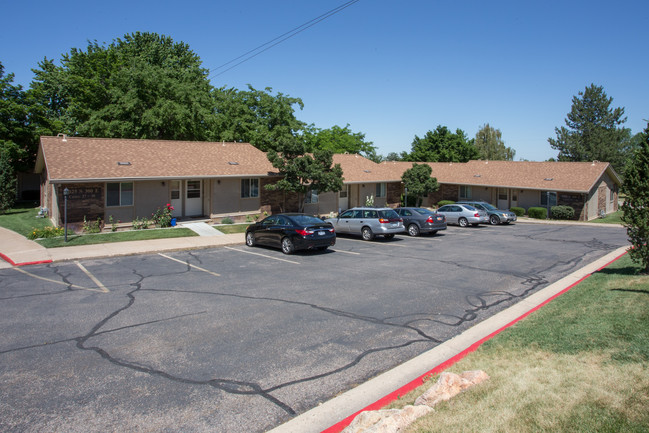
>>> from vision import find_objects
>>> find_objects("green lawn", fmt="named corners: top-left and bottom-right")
top-left (213, 223), bottom-right (249, 234)
top-left (0, 202), bottom-right (52, 237)
top-left (36, 227), bottom-right (198, 248)
top-left (589, 210), bottom-right (624, 224)
top-left (387, 254), bottom-right (649, 433)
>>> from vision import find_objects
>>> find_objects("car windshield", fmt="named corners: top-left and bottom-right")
top-left (291, 215), bottom-right (325, 225)
top-left (463, 205), bottom-right (477, 211)
top-left (414, 208), bottom-right (435, 215)
top-left (481, 203), bottom-right (497, 210)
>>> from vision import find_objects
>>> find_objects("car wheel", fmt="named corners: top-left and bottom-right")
top-left (281, 237), bottom-right (295, 254)
top-left (384, 234), bottom-right (395, 240)
top-left (458, 217), bottom-right (468, 227)
top-left (361, 226), bottom-right (374, 241)
top-left (407, 223), bottom-right (420, 237)
top-left (245, 231), bottom-right (256, 247)
top-left (489, 215), bottom-right (500, 225)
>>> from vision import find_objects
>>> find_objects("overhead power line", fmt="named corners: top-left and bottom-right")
top-left (208, 0), bottom-right (360, 79)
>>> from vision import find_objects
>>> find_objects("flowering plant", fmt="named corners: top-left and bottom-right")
top-left (152, 203), bottom-right (174, 227)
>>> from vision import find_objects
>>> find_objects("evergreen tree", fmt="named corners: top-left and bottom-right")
top-left (406, 125), bottom-right (479, 162)
top-left (621, 123), bottom-right (649, 273)
top-left (548, 84), bottom-right (628, 173)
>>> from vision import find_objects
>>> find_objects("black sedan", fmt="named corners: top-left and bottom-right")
top-left (245, 214), bottom-right (336, 254)
top-left (395, 207), bottom-right (447, 236)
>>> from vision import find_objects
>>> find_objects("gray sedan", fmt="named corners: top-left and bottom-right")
top-left (436, 204), bottom-right (489, 227)
top-left (395, 207), bottom-right (447, 236)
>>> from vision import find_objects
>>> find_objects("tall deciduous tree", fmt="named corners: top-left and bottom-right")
top-left (405, 125), bottom-right (479, 162)
top-left (548, 84), bottom-right (628, 173)
top-left (213, 85), bottom-right (305, 152)
top-left (29, 32), bottom-right (215, 141)
top-left (621, 123), bottom-right (649, 273)
top-left (401, 163), bottom-right (439, 207)
top-left (302, 123), bottom-right (379, 161)
top-left (474, 123), bottom-right (515, 160)
top-left (266, 137), bottom-right (343, 212)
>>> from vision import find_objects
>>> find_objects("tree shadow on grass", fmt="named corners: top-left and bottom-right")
top-left (610, 288), bottom-right (649, 295)
top-left (597, 266), bottom-right (645, 277)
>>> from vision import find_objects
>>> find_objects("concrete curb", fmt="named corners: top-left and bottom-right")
top-left (267, 245), bottom-right (630, 433)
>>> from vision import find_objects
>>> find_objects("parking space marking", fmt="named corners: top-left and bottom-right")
top-left (330, 249), bottom-right (361, 255)
top-left (224, 247), bottom-right (300, 265)
top-left (158, 253), bottom-right (222, 277)
top-left (75, 261), bottom-right (109, 292)
top-left (11, 267), bottom-right (106, 293)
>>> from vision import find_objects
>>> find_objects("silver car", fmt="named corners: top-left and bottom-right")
top-left (325, 207), bottom-right (404, 240)
top-left (436, 204), bottom-right (489, 227)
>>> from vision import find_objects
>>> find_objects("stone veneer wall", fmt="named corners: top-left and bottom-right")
top-left (56, 183), bottom-right (105, 225)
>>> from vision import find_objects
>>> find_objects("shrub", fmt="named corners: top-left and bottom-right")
top-left (132, 217), bottom-right (151, 230)
top-left (28, 226), bottom-right (65, 240)
top-left (528, 207), bottom-right (547, 219)
top-left (437, 200), bottom-right (455, 207)
top-left (551, 205), bottom-right (575, 220)
top-left (152, 203), bottom-right (174, 227)
top-left (83, 216), bottom-right (103, 233)
top-left (510, 206), bottom-right (525, 217)
top-left (221, 217), bottom-right (234, 224)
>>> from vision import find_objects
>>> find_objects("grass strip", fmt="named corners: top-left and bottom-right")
top-left (35, 228), bottom-right (198, 248)
top-left (387, 254), bottom-right (649, 433)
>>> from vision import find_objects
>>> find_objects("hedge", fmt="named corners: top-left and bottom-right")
top-left (437, 200), bottom-right (455, 207)
top-left (510, 206), bottom-right (525, 217)
top-left (551, 205), bottom-right (575, 220)
top-left (528, 207), bottom-right (547, 219)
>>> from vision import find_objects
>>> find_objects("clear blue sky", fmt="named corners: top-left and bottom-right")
top-left (2, 0), bottom-right (648, 161)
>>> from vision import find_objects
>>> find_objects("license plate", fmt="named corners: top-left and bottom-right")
top-left (318, 231), bottom-right (325, 236)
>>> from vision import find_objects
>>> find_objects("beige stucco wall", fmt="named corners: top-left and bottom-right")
top-left (303, 191), bottom-right (338, 217)
top-left (211, 178), bottom-right (260, 215)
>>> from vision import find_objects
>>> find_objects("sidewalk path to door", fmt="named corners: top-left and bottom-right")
top-left (0, 226), bottom-right (244, 267)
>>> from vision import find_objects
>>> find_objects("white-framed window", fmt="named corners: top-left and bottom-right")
top-left (241, 178), bottom-right (259, 198)
top-left (305, 187), bottom-right (319, 204)
top-left (459, 185), bottom-right (472, 199)
top-left (106, 182), bottom-right (133, 207)
top-left (376, 182), bottom-right (386, 198)
top-left (540, 191), bottom-right (557, 207)
top-left (187, 180), bottom-right (201, 198)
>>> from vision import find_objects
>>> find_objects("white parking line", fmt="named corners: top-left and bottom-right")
top-left (331, 249), bottom-right (361, 255)
top-left (224, 247), bottom-right (300, 265)
top-left (75, 261), bottom-right (109, 292)
top-left (158, 253), bottom-right (222, 276)
top-left (11, 267), bottom-right (106, 293)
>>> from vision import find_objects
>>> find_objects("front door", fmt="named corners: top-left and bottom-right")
top-left (170, 180), bottom-right (182, 217)
top-left (339, 185), bottom-right (349, 212)
top-left (185, 180), bottom-right (202, 217)
top-left (497, 188), bottom-right (509, 209)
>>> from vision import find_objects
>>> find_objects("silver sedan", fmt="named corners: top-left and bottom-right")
top-left (436, 204), bottom-right (489, 227)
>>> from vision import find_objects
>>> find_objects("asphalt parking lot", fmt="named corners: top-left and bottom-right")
top-left (0, 222), bottom-right (629, 433)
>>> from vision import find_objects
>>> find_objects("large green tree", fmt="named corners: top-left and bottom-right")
top-left (474, 123), bottom-right (515, 160)
top-left (405, 125), bottom-right (479, 162)
top-left (213, 85), bottom-right (305, 152)
top-left (548, 84), bottom-right (628, 173)
top-left (29, 32), bottom-right (215, 141)
top-left (0, 62), bottom-right (36, 172)
top-left (401, 163), bottom-right (439, 207)
top-left (621, 123), bottom-right (649, 273)
top-left (266, 137), bottom-right (343, 212)
top-left (302, 123), bottom-right (379, 162)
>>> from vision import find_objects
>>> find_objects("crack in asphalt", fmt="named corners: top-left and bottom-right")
top-left (0, 231), bottom-right (623, 419)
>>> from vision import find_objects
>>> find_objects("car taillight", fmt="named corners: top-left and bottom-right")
top-left (426, 216), bottom-right (434, 223)
top-left (295, 228), bottom-right (314, 236)
top-left (379, 218), bottom-right (389, 223)
top-left (329, 228), bottom-right (335, 233)
top-left (474, 213), bottom-right (480, 217)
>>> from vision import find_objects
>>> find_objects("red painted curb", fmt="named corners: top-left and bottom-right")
top-left (320, 250), bottom-right (629, 433)
top-left (0, 252), bottom-right (52, 267)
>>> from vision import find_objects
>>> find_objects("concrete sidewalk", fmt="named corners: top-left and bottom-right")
top-left (0, 226), bottom-right (244, 267)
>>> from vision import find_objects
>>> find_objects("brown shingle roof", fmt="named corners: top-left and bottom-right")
top-left (332, 154), bottom-right (400, 183)
top-left (381, 160), bottom-right (620, 192)
top-left (38, 136), bottom-right (276, 182)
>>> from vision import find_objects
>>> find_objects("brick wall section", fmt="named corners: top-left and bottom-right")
top-left (56, 183), bottom-right (105, 225)
top-left (386, 182), bottom-right (402, 207)
top-left (557, 192), bottom-right (586, 221)
top-left (260, 178), bottom-right (300, 213)
top-left (426, 184), bottom-right (458, 207)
